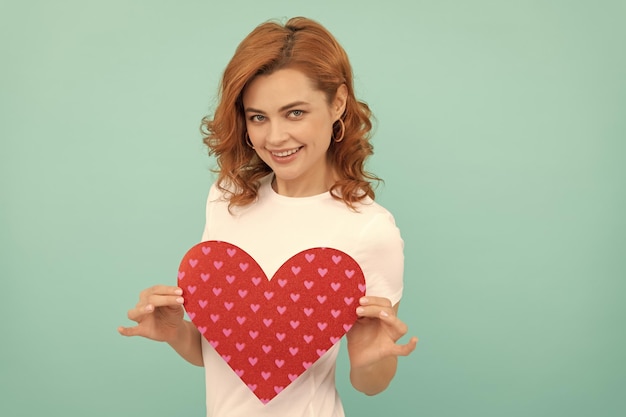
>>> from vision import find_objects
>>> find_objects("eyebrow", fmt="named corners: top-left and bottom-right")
top-left (244, 101), bottom-right (310, 114)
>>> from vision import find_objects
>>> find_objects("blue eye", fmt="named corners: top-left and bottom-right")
top-left (289, 110), bottom-right (304, 118)
top-left (250, 115), bottom-right (265, 122)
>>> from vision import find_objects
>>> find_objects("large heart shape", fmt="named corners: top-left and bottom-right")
top-left (177, 241), bottom-right (366, 404)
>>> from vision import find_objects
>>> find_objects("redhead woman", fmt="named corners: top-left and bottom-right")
top-left (119, 16), bottom-right (417, 417)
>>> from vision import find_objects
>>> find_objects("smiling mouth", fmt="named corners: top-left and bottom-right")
top-left (271, 147), bottom-right (302, 157)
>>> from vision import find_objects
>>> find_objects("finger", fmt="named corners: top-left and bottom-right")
top-left (359, 296), bottom-right (392, 308)
top-left (127, 305), bottom-right (152, 322)
top-left (145, 293), bottom-right (185, 309)
top-left (141, 285), bottom-right (183, 298)
top-left (355, 304), bottom-right (395, 320)
top-left (378, 309), bottom-right (408, 330)
top-left (360, 308), bottom-right (411, 342)
top-left (130, 286), bottom-right (183, 319)
top-left (118, 325), bottom-right (141, 337)
top-left (389, 336), bottom-right (418, 357)
top-left (127, 295), bottom-right (184, 322)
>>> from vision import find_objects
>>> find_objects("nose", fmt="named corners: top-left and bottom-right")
top-left (266, 120), bottom-right (289, 146)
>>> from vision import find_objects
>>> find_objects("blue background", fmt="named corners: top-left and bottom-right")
top-left (1, 1), bottom-right (624, 416)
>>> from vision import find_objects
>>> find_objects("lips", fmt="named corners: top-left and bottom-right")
top-left (267, 146), bottom-right (304, 164)
top-left (271, 147), bottom-right (302, 158)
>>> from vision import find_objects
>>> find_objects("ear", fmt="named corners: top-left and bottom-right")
top-left (332, 84), bottom-right (348, 119)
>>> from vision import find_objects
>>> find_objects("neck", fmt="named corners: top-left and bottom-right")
top-left (271, 172), bottom-right (336, 198)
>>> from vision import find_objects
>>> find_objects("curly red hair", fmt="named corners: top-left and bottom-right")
top-left (201, 17), bottom-right (379, 209)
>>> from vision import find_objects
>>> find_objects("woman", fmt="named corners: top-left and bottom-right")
top-left (119, 16), bottom-right (417, 417)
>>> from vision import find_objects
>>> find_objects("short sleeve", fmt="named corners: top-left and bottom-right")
top-left (355, 212), bottom-right (404, 306)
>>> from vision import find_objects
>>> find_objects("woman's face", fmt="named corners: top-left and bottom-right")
top-left (243, 68), bottom-right (347, 197)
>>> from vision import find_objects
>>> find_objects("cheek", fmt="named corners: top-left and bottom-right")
top-left (300, 119), bottom-right (333, 141)
top-left (246, 124), bottom-right (265, 143)
top-left (315, 125), bottom-right (334, 144)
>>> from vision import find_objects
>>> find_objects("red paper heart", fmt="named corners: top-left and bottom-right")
top-left (177, 241), bottom-right (366, 404)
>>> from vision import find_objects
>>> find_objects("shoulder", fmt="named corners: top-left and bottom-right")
top-left (328, 197), bottom-right (403, 251)
top-left (351, 197), bottom-right (400, 228)
top-left (358, 205), bottom-right (402, 248)
top-left (208, 174), bottom-right (272, 203)
top-left (208, 178), bottom-right (236, 200)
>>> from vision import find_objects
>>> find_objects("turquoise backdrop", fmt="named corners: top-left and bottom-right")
top-left (2, 1), bottom-right (624, 416)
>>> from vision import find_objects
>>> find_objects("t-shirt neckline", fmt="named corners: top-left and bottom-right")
top-left (263, 175), bottom-right (332, 204)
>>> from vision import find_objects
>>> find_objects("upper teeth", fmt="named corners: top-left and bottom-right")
top-left (273, 148), bottom-right (299, 157)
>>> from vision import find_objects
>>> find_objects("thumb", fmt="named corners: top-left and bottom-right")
top-left (118, 325), bottom-right (140, 337)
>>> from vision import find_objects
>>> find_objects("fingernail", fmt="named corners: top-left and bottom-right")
top-left (174, 288), bottom-right (183, 295)
top-left (176, 297), bottom-right (184, 304)
top-left (145, 305), bottom-right (154, 312)
top-left (360, 297), bottom-right (368, 304)
top-left (356, 307), bottom-right (365, 315)
top-left (380, 310), bottom-right (389, 318)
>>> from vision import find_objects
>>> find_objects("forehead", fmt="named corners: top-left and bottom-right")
top-left (243, 68), bottom-right (325, 108)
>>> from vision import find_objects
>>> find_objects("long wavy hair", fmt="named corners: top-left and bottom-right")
top-left (201, 16), bottom-right (380, 210)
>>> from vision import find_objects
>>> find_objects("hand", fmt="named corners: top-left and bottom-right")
top-left (118, 285), bottom-right (186, 343)
top-left (346, 296), bottom-right (418, 370)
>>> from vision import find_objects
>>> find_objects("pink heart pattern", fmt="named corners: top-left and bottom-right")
top-left (177, 241), bottom-right (366, 404)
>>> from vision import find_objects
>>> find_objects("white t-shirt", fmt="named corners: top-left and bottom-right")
top-left (199, 175), bottom-right (404, 417)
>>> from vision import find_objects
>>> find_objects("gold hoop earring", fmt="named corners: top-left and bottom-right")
top-left (332, 119), bottom-right (345, 143)
top-left (245, 132), bottom-right (255, 149)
